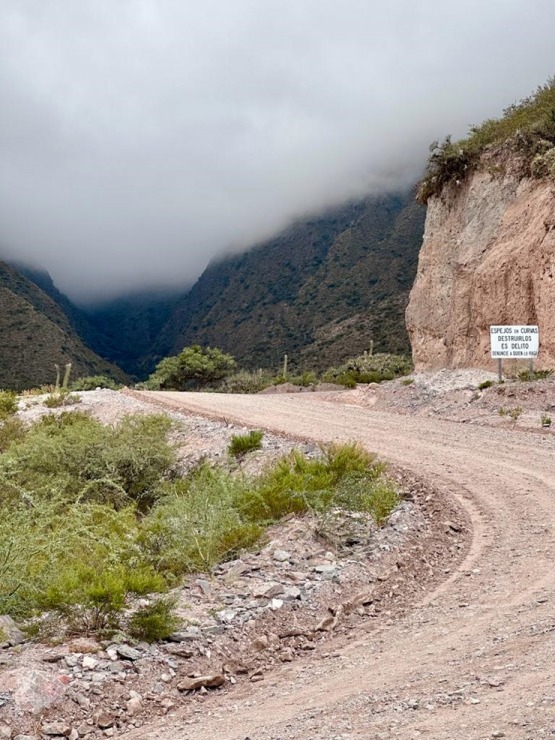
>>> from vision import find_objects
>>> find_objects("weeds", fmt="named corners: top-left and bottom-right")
top-left (477, 380), bottom-right (494, 390)
top-left (499, 406), bottom-right (522, 421)
top-left (517, 368), bottom-right (554, 381)
top-left (229, 430), bottom-right (264, 458)
top-left (540, 413), bottom-right (552, 428)
top-left (0, 391), bottom-right (18, 417)
top-left (70, 375), bottom-right (121, 391)
top-left (127, 597), bottom-right (180, 642)
top-left (44, 391), bottom-right (82, 408)
top-left (0, 406), bottom-right (399, 636)
top-left (418, 78), bottom-right (555, 202)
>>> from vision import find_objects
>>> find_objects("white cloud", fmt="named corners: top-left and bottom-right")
top-left (0, 0), bottom-right (553, 300)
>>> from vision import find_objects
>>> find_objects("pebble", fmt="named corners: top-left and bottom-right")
top-left (272, 549), bottom-right (291, 562)
top-left (114, 644), bottom-right (141, 661)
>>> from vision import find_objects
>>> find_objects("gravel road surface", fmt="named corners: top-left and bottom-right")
top-left (126, 391), bottom-right (555, 739)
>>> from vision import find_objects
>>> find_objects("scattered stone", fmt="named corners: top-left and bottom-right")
top-left (313, 564), bottom-right (338, 578)
top-left (81, 656), bottom-right (98, 670)
top-left (76, 723), bottom-right (95, 736)
top-left (177, 674), bottom-right (225, 691)
top-left (252, 582), bottom-right (285, 599)
top-left (222, 659), bottom-right (249, 675)
top-left (195, 578), bottom-right (212, 596)
top-left (41, 723), bottom-right (71, 737)
top-left (0, 668), bottom-right (66, 714)
top-left (127, 695), bottom-right (142, 715)
top-left (168, 626), bottom-right (202, 642)
top-left (114, 644), bottom-right (141, 661)
top-left (0, 725), bottom-right (11, 739)
top-left (95, 713), bottom-right (114, 730)
top-left (250, 670), bottom-right (264, 683)
top-left (0, 615), bottom-right (25, 647)
top-left (251, 635), bottom-right (269, 651)
top-left (164, 644), bottom-right (194, 659)
top-left (272, 549), bottom-right (291, 562)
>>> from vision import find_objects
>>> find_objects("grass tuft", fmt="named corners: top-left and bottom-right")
top-left (229, 430), bottom-right (264, 458)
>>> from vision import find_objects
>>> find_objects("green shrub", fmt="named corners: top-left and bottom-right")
top-left (40, 563), bottom-right (165, 635)
top-left (146, 345), bottom-right (236, 390)
top-left (0, 416), bottom-right (26, 452)
top-left (218, 370), bottom-right (275, 394)
top-left (0, 412), bottom-right (176, 511)
top-left (229, 430), bottom-right (264, 458)
top-left (142, 469), bottom-right (264, 573)
top-left (44, 391), bottom-right (81, 408)
top-left (419, 78), bottom-right (555, 202)
top-left (288, 372), bottom-right (318, 388)
top-left (0, 497), bottom-right (154, 620)
top-left (238, 444), bottom-right (388, 524)
top-left (517, 368), bottom-right (554, 381)
top-left (540, 413), bottom-right (552, 428)
top-left (71, 375), bottom-right (120, 391)
top-left (0, 391), bottom-right (18, 417)
top-left (478, 380), bottom-right (494, 390)
top-left (323, 353), bottom-right (412, 387)
top-left (127, 597), bottom-right (180, 642)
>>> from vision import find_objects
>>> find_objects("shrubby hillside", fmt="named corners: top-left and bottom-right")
top-left (0, 261), bottom-right (126, 389)
top-left (158, 191), bottom-right (425, 371)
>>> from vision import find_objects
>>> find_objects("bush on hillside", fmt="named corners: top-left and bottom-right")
top-left (218, 369), bottom-right (275, 394)
top-left (0, 411), bottom-right (176, 511)
top-left (419, 78), bottom-right (555, 202)
top-left (322, 353), bottom-right (412, 387)
top-left (145, 345), bottom-right (236, 390)
top-left (0, 390), bottom-right (18, 418)
top-left (71, 375), bottom-right (121, 391)
top-left (0, 401), bottom-right (399, 636)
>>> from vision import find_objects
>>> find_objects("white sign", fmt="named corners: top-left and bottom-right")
top-left (490, 325), bottom-right (539, 359)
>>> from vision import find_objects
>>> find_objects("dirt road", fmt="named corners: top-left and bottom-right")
top-left (129, 391), bottom-right (555, 739)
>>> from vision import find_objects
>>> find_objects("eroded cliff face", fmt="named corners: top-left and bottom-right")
top-left (406, 170), bottom-right (555, 370)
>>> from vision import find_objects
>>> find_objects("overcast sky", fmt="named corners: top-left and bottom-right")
top-left (0, 1), bottom-right (554, 302)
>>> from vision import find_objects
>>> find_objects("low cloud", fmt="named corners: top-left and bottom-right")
top-left (0, 0), bottom-right (553, 301)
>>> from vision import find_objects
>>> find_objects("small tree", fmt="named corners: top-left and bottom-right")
top-left (147, 345), bottom-right (236, 390)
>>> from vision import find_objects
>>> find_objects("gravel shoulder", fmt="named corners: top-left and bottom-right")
top-left (126, 389), bottom-right (555, 739)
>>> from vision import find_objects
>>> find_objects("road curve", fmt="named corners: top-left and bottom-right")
top-left (129, 391), bottom-right (555, 739)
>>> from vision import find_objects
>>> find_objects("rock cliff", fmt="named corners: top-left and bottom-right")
top-left (406, 169), bottom-right (555, 371)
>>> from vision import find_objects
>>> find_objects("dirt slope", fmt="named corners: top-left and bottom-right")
top-left (129, 391), bottom-right (555, 739)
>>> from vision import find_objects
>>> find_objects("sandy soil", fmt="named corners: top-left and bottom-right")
top-left (125, 389), bottom-right (555, 739)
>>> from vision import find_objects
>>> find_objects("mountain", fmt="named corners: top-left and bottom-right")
top-left (84, 291), bottom-right (182, 377)
top-left (0, 261), bottom-right (126, 389)
top-left (158, 191), bottom-right (425, 371)
top-left (408, 79), bottom-right (555, 370)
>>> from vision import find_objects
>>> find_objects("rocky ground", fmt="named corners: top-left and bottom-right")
top-left (1, 370), bottom-right (553, 739)
top-left (316, 369), bottom-right (555, 434)
top-left (0, 387), bottom-right (467, 739)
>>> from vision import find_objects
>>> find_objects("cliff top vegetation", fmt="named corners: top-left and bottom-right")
top-left (418, 77), bottom-right (555, 203)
